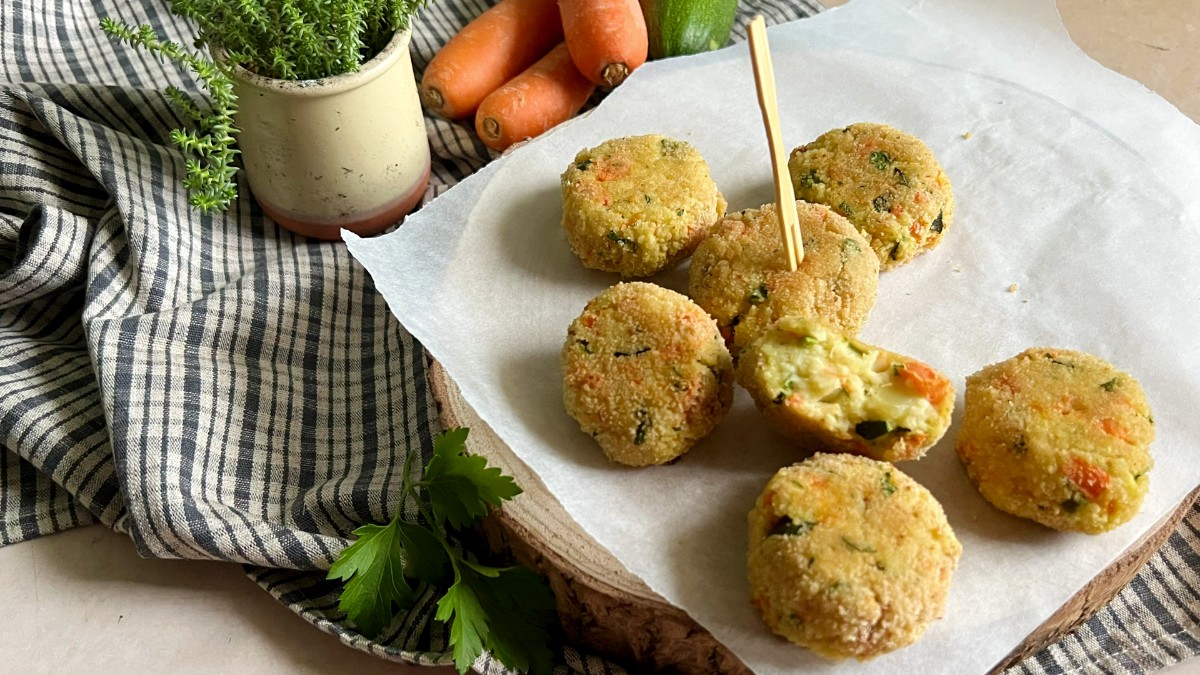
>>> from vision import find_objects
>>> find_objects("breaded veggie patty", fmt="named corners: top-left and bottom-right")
top-left (955, 348), bottom-right (1154, 533)
top-left (688, 201), bottom-right (878, 353)
top-left (561, 135), bottom-right (727, 278)
top-left (562, 282), bottom-right (734, 466)
top-left (788, 122), bottom-right (954, 269)
top-left (738, 316), bottom-right (955, 462)
top-left (748, 454), bottom-right (961, 660)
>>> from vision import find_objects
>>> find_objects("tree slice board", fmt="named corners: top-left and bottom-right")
top-left (428, 359), bottom-right (1197, 674)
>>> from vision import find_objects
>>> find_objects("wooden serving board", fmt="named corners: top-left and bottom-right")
top-left (429, 359), bottom-right (1198, 673)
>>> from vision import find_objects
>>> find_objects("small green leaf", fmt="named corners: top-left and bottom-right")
top-left (436, 573), bottom-right (490, 674)
top-left (1044, 353), bottom-right (1075, 368)
top-left (769, 516), bottom-right (815, 537)
top-left (873, 193), bottom-right (892, 212)
top-left (841, 238), bottom-right (861, 255)
top-left (1061, 493), bottom-right (1086, 513)
top-left (575, 158), bottom-right (593, 171)
top-left (869, 151), bottom-right (892, 170)
top-left (606, 230), bottom-right (638, 251)
top-left (435, 562), bottom-right (556, 674)
top-left (395, 520), bottom-right (449, 584)
top-left (634, 413), bottom-right (651, 445)
top-left (476, 566), bottom-right (557, 675)
top-left (881, 471), bottom-right (897, 496)
top-left (462, 558), bottom-right (503, 578)
top-left (930, 210), bottom-right (944, 233)
top-left (798, 169), bottom-right (821, 188)
top-left (1100, 377), bottom-right (1120, 392)
top-left (613, 347), bottom-right (650, 357)
top-left (855, 420), bottom-right (892, 440)
top-left (326, 520), bottom-right (416, 637)
top-left (425, 428), bottom-right (522, 530)
top-left (435, 426), bottom-right (470, 455)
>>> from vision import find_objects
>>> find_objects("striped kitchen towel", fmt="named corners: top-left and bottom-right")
top-left (1, 0), bottom-right (1196, 672)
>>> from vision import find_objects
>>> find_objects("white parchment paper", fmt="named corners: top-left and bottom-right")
top-left (348, 0), bottom-right (1200, 671)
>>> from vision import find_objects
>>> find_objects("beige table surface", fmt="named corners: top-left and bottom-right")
top-left (1, 1), bottom-right (1196, 674)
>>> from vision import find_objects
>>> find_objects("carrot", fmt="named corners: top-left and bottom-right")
top-left (1098, 417), bottom-right (1133, 443)
top-left (897, 360), bottom-right (951, 406)
top-left (1065, 455), bottom-right (1110, 500)
top-left (474, 43), bottom-right (596, 151)
top-left (420, 0), bottom-right (564, 120)
top-left (558, 0), bottom-right (648, 87)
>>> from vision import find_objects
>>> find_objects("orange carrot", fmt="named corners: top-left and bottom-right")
top-left (474, 43), bottom-right (596, 152)
top-left (420, 0), bottom-right (564, 120)
top-left (1065, 455), bottom-right (1110, 500)
top-left (897, 360), bottom-right (951, 406)
top-left (558, 0), bottom-right (648, 87)
top-left (1098, 417), bottom-right (1133, 443)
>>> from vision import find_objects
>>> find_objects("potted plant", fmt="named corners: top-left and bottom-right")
top-left (101, 0), bottom-right (431, 240)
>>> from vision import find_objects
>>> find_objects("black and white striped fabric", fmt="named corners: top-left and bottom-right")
top-left (1, 0), bottom-right (1196, 672)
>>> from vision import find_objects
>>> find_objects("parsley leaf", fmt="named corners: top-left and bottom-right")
top-left (474, 565), bottom-right (557, 675)
top-left (395, 519), bottom-right (449, 584)
top-left (769, 516), bottom-right (816, 537)
top-left (328, 428), bottom-right (555, 675)
top-left (882, 471), bottom-right (898, 496)
top-left (327, 520), bottom-right (417, 638)
top-left (437, 561), bottom-right (555, 675)
top-left (437, 569), bottom-right (491, 673)
top-left (425, 428), bottom-right (522, 529)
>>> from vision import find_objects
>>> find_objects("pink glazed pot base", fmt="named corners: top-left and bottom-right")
top-left (256, 162), bottom-right (431, 241)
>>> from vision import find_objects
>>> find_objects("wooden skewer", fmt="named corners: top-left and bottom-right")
top-left (747, 15), bottom-right (803, 270)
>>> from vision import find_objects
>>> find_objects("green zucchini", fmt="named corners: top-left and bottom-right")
top-left (640, 0), bottom-right (740, 59)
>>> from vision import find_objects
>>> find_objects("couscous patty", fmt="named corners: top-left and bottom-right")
top-left (688, 201), bottom-right (879, 353)
top-left (562, 135), bottom-right (726, 278)
top-left (955, 348), bottom-right (1154, 533)
top-left (789, 123), bottom-right (954, 269)
top-left (738, 316), bottom-right (955, 462)
top-left (562, 282), bottom-right (734, 466)
top-left (748, 454), bottom-right (961, 660)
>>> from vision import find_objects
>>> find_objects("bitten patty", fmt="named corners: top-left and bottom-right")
top-left (738, 316), bottom-right (955, 462)
top-left (789, 122), bottom-right (954, 269)
top-left (688, 201), bottom-right (879, 353)
top-left (955, 348), bottom-right (1154, 533)
top-left (561, 135), bottom-right (726, 278)
top-left (562, 282), bottom-right (734, 466)
top-left (748, 454), bottom-right (961, 660)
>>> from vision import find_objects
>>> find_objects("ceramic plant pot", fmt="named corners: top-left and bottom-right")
top-left (230, 29), bottom-right (431, 240)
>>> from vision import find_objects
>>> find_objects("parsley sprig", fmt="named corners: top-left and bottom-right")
top-left (327, 428), bottom-right (556, 674)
